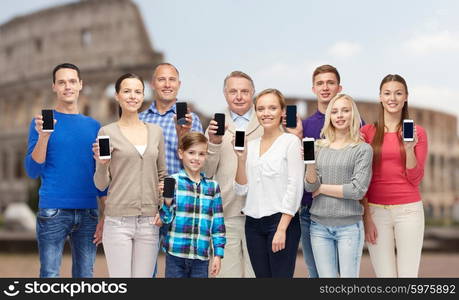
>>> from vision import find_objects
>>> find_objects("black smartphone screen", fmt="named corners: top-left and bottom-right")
top-left (176, 102), bottom-right (187, 125)
top-left (98, 138), bottom-right (110, 157)
top-left (42, 109), bottom-right (54, 131)
top-left (214, 113), bottom-right (225, 135)
top-left (235, 131), bottom-right (245, 148)
top-left (403, 122), bottom-right (414, 139)
top-left (163, 177), bottom-right (176, 198)
top-left (286, 105), bottom-right (297, 128)
top-left (303, 140), bottom-right (315, 161)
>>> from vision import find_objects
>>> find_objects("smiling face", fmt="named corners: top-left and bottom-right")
top-left (116, 78), bottom-right (144, 114)
top-left (312, 72), bottom-right (342, 105)
top-left (379, 81), bottom-right (408, 114)
top-left (224, 76), bottom-right (254, 116)
top-left (52, 68), bottom-right (83, 104)
top-left (178, 142), bottom-right (208, 175)
top-left (330, 97), bottom-right (353, 131)
top-left (255, 93), bottom-right (283, 130)
top-left (151, 65), bottom-right (181, 102)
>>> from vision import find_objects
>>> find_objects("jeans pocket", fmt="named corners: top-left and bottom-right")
top-left (37, 208), bottom-right (60, 220)
top-left (104, 216), bottom-right (124, 226)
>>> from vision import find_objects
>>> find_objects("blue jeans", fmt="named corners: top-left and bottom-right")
top-left (299, 205), bottom-right (318, 278)
top-left (310, 220), bottom-right (364, 278)
top-left (165, 253), bottom-right (209, 278)
top-left (245, 213), bottom-right (300, 278)
top-left (36, 208), bottom-right (98, 278)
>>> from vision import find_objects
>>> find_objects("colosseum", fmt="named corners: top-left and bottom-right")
top-left (0, 0), bottom-right (458, 223)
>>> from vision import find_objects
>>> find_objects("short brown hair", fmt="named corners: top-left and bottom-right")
top-left (179, 132), bottom-right (208, 152)
top-left (312, 64), bottom-right (340, 84)
top-left (254, 88), bottom-right (286, 110)
top-left (223, 70), bottom-right (255, 91)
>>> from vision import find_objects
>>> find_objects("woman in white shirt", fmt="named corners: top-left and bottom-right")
top-left (234, 88), bottom-right (304, 277)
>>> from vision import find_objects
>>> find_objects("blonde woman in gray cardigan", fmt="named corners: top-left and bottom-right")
top-left (304, 94), bottom-right (372, 278)
top-left (93, 73), bottom-right (167, 277)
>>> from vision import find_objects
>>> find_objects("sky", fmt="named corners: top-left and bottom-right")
top-left (2, 0), bottom-right (459, 130)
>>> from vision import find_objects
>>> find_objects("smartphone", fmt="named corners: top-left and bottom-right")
top-left (303, 137), bottom-right (315, 164)
top-left (286, 105), bottom-right (297, 128)
top-left (42, 109), bottom-right (54, 132)
top-left (98, 136), bottom-right (111, 160)
top-left (214, 113), bottom-right (225, 136)
top-left (403, 119), bottom-right (414, 142)
top-left (176, 102), bottom-right (187, 125)
top-left (163, 177), bottom-right (176, 198)
top-left (234, 130), bottom-right (245, 150)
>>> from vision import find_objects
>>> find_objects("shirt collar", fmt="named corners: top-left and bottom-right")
top-left (314, 110), bottom-right (325, 119)
top-left (178, 169), bottom-right (208, 184)
top-left (230, 108), bottom-right (253, 122)
top-left (148, 101), bottom-right (176, 115)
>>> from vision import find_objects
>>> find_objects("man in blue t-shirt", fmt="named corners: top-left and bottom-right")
top-left (286, 65), bottom-right (343, 278)
top-left (25, 63), bottom-right (107, 278)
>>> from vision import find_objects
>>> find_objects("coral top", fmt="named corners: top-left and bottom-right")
top-left (360, 124), bottom-right (428, 205)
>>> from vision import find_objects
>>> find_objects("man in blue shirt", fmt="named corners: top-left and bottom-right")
top-left (24, 63), bottom-right (107, 277)
top-left (139, 63), bottom-right (203, 175)
top-left (139, 63), bottom-right (203, 276)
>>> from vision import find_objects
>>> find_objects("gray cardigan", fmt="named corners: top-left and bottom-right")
top-left (304, 142), bottom-right (373, 226)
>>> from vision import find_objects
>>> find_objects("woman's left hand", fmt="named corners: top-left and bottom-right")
top-left (312, 185), bottom-right (321, 198)
top-left (272, 229), bottom-right (286, 253)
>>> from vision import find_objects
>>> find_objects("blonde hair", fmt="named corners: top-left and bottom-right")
top-left (317, 93), bottom-right (363, 147)
top-left (254, 88), bottom-right (286, 110)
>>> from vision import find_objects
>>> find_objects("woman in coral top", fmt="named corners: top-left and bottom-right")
top-left (360, 74), bottom-right (428, 277)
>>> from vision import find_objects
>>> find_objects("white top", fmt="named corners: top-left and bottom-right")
top-left (134, 145), bottom-right (147, 156)
top-left (234, 133), bottom-right (305, 218)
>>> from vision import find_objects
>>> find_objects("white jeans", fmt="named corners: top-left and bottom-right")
top-left (217, 216), bottom-right (255, 278)
top-left (102, 215), bottom-right (160, 278)
top-left (367, 201), bottom-right (424, 277)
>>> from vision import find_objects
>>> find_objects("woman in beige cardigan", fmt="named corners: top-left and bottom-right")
top-left (92, 73), bottom-right (167, 277)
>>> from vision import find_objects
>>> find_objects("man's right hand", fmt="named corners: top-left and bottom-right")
top-left (34, 114), bottom-right (56, 138)
top-left (207, 119), bottom-right (227, 144)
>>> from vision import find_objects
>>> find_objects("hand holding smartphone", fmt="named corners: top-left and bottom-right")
top-left (214, 113), bottom-right (225, 136)
top-left (402, 119), bottom-right (414, 142)
top-left (286, 105), bottom-right (297, 128)
top-left (41, 109), bottom-right (54, 132)
top-left (176, 102), bottom-right (188, 125)
top-left (234, 130), bottom-right (245, 151)
top-left (98, 136), bottom-right (111, 160)
top-left (303, 137), bottom-right (315, 164)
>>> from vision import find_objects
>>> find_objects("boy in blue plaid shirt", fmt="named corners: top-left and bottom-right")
top-left (159, 132), bottom-right (226, 278)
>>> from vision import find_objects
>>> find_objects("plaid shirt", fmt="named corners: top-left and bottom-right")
top-left (160, 169), bottom-right (226, 260)
top-left (139, 101), bottom-right (203, 175)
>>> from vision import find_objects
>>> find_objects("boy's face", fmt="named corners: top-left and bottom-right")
top-left (178, 143), bottom-right (208, 174)
top-left (311, 72), bottom-right (342, 105)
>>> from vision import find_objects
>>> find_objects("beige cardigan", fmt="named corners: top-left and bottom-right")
top-left (94, 122), bottom-right (167, 217)
top-left (203, 108), bottom-right (263, 218)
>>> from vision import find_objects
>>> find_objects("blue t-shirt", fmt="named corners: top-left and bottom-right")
top-left (25, 111), bottom-right (106, 209)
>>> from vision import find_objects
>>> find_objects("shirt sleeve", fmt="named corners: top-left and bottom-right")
top-left (405, 126), bottom-right (428, 186)
top-left (211, 183), bottom-right (226, 257)
top-left (342, 144), bottom-right (373, 200)
top-left (24, 118), bottom-right (45, 179)
top-left (202, 128), bottom-right (222, 178)
top-left (191, 112), bottom-right (204, 133)
top-left (280, 137), bottom-right (305, 216)
top-left (160, 198), bottom-right (176, 224)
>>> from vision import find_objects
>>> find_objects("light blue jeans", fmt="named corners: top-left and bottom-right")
top-left (36, 208), bottom-right (98, 278)
top-left (310, 220), bottom-right (364, 278)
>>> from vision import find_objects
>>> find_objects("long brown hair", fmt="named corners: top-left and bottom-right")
top-left (371, 74), bottom-right (410, 167)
